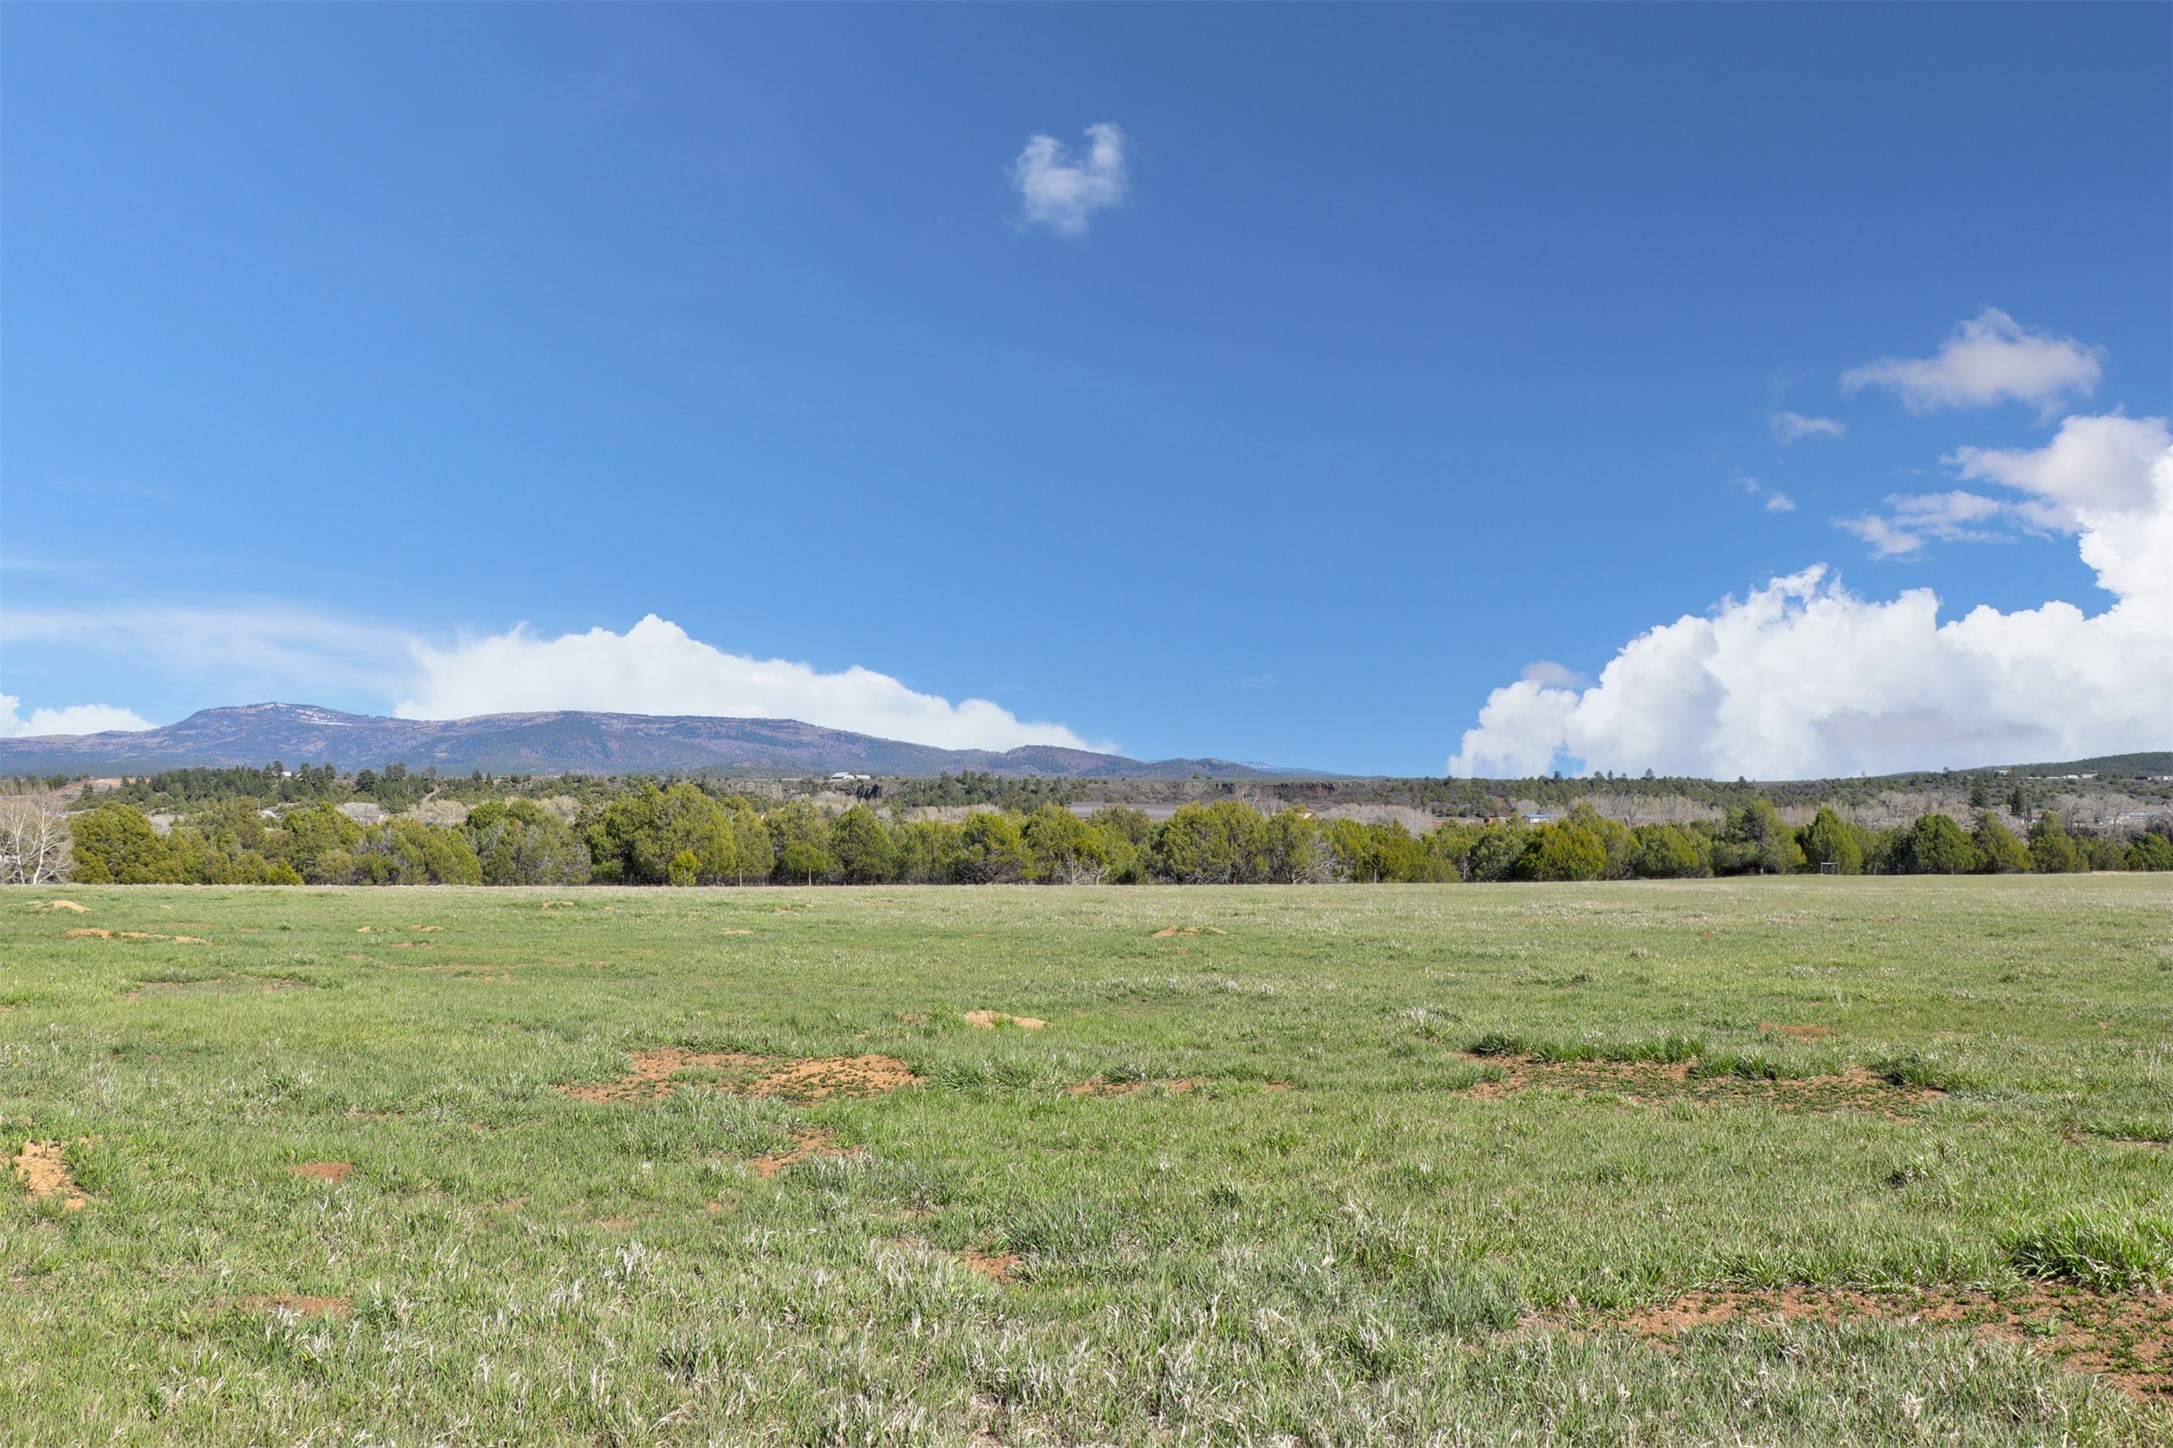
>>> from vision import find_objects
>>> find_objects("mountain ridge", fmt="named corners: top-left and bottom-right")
top-left (0, 703), bottom-right (1318, 779)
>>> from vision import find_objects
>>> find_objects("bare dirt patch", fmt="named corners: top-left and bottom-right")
top-left (1066, 1077), bottom-right (1203, 1097)
top-left (291, 1161), bottom-right (354, 1184)
top-left (408, 925), bottom-right (444, 932)
top-left (751, 1127), bottom-right (854, 1178)
top-left (66, 928), bottom-right (209, 944)
top-left (720, 928), bottom-right (755, 936)
top-left (957, 1249), bottom-right (1021, 1282)
top-left (1151, 926), bottom-right (1227, 939)
top-left (126, 976), bottom-right (310, 1000)
top-left (560, 1048), bottom-right (920, 1104)
top-left (230, 1293), bottom-right (351, 1317)
top-left (1759, 1023), bottom-right (1834, 1039)
top-left (1586, 1284), bottom-right (2172, 1401)
top-left (12, 1140), bottom-right (89, 1210)
top-left (1461, 1054), bottom-right (1942, 1117)
top-left (963, 1010), bottom-right (1046, 1031)
top-left (28, 900), bottom-right (90, 914)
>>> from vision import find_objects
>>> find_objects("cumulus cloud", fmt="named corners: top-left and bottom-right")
top-left (397, 614), bottom-right (1108, 753)
top-left (1450, 412), bottom-right (2173, 779)
top-left (0, 695), bottom-right (155, 738)
top-left (1841, 308), bottom-right (2104, 415)
top-left (1011, 123), bottom-right (1129, 237)
top-left (1771, 411), bottom-right (1847, 443)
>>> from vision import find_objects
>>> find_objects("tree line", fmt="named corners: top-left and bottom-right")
top-left (48, 785), bottom-right (2173, 886)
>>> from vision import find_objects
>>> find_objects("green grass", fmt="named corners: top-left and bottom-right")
top-left (3, 876), bottom-right (2170, 1444)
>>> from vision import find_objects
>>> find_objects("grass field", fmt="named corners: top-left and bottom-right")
top-left (4, 877), bottom-right (2170, 1445)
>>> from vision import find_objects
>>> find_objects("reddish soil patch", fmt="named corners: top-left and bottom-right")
top-left (291, 1161), bottom-right (354, 1184)
top-left (126, 976), bottom-right (309, 1000)
top-left (30, 900), bottom-right (90, 914)
top-left (12, 1140), bottom-right (88, 1210)
top-left (963, 1010), bottom-right (1046, 1030)
top-left (1759, 1023), bottom-right (1834, 1039)
top-left (752, 1127), bottom-right (853, 1178)
top-left (1586, 1284), bottom-right (2172, 1401)
top-left (231, 1294), bottom-right (351, 1317)
top-left (1151, 926), bottom-right (1227, 939)
top-left (957, 1249), bottom-right (1021, 1283)
top-left (1066, 1077), bottom-right (1203, 1097)
top-left (1462, 1054), bottom-right (1942, 1117)
top-left (560, 1048), bottom-right (920, 1104)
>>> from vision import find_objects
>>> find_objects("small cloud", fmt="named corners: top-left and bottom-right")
top-left (0, 694), bottom-right (156, 738)
top-left (1841, 308), bottom-right (2103, 415)
top-left (1520, 660), bottom-right (1586, 689)
top-left (1733, 475), bottom-right (1796, 514)
top-left (1011, 123), bottom-right (1129, 237)
top-left (1838, 489), bottom-right (2015, 558)
top-left (1770, 411), bottom-right (1847, 443)
top-left (1834, 513), bottom-right (1928, 558)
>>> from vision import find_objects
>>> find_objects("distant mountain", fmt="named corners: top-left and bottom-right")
top-left (2004, 752), bottom-right (2173, 778)
top-left (0, 703), bottom-right (1319, 780)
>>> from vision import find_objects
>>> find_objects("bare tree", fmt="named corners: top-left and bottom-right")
top-left (0, 797), bottom-right (71, 885)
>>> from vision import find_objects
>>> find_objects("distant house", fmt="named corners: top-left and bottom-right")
top-left (1524, 813), bottom-right (1556, 825)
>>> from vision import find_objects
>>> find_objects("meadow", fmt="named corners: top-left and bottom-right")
top-left (3, 876), bottom-right (2169, 1445)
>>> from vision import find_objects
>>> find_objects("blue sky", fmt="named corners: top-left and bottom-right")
top-left (4, 4), bottom-right (2168, 776)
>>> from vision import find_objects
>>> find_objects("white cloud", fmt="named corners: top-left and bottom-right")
top-left (5, 606), bottom-right (1107, 754)
top-left (1837, 489), bottom-right (2016, 557)
top-left (1011, 123), bottom-right (1129, 237)
top-left (1841, 308), bottom-right (2103, 415)
top-left (1733, 475), bottom-right (1796, 513)
top-left (1771, 411), bottom-right (1847, 443)
top-left (1835, 413), bottom-right (2169, 564)
top-left (397, 614), bottom-right (1107, 754)
top-left (0, 695), bottom-right (155, 738)
top-left (1832, 512), bottom-right (1929, 559)
top-left (1450, 413), bottom-right (2173, 778)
